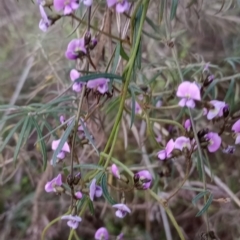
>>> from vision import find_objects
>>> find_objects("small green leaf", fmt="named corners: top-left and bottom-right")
top-left (87, 197), bottom-right (95, 215)
top-left (170, 0), bottom-right (179, 20)
top-left (51, 119), bottom-right (75, 166)
top-left (31, 117), bottom-right (47, 170)
top-left (75, 73), bottom-right (122, 83)
top-left (130, 88), bottom-right (136, 128)
top-left (79, 118), bottom-right (99, 155)
top-left (192, 191), bottom-right (208, 205)
top-left (100, 174), bottom-right (117, 205)
top-left (196, 193), bottom-right (213, 217)
top-left (13, 117), bottom-right (31, 164)
top-left (0, 118), bottom-right (25, 153)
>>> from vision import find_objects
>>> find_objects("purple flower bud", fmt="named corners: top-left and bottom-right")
top-left (184, 119), bottom-right (191, 132)
top-left (176, 81), bottom-right (201, 108)
top-left (61, 215), bottom-right (82, 229)
top-left (111, 164), bottom-right (120, 179)
top-left (45, 174), bottom-right (62, 192)
top-left (60, 115), bottom-right (65, 124)
top-left (75, 191), bottom-right (83, 199)
top-left (112, 203), bottom-right (131, 218)
top-left (223, 104), bottom-right (229, 118)
top-left (94, 227), bottom-right (109, 240)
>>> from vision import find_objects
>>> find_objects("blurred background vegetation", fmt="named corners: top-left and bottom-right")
top-left (1, 0), bottom-right (240, 240)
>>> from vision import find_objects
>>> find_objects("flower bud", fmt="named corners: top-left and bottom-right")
top-left (223, 105), bottom-right (229, 118)
top-left (73, 172), bottom-right (81, 185)
top-left (67, 174), bottom-right (75, 186)
top-left (84, 31), bottom-right (91, 46)
top-left (111, 164), bottom-right (120, 179)
top-left (89, 38), bottom-right (98, 50)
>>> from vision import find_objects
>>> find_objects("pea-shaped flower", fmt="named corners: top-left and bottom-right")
top-left (45, 174), bottom-right (62, 192)
top-left (134, 170), bottom-right (152, 190)
top-left (53, 0), bottom-right (79, 15)
top-left (95, 227), bottom-right (109, 240)
top-left (176, 81), bottom-right (201, 108)
top-left (204, 132), bottom-right (221, 152)
top-left (232, 119), bottom-right (240, 144)
top-left (157, 139), bottom-right (175, 160)
top-left (112, 203), bottom-right (131, 218)
top-left (61, 215), bottom-right (82, 229)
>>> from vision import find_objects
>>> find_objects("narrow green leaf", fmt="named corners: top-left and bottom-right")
top-left (100, 174), bottom-right (117, 205)
top-left (13, 117), bottom-right (31, 164)
top-left (111, 43), bottom-right (120, 74)
top-left (130, 88), bottom-right (136, 128)
top-left (79, 118), bottom-right (99, 155)
top-left (224, 78), bottom-right (235, 102)
top-left (158, 0), bottom-right (165, 24)
top-left (146, 16), bottom-right (159, 32)
top-left (77, 195), bottom-right (87, 211)
top-left (192, 191), bottom-right (208, 205)
top-left (170, 0), bottom-right (179, 20)
top-left (120, 44), bottom-right (129, 61)
top-left (0, 118), bottom-right (25, 153)
top-left (51, 119), bottom-right (75, 166)
top-left (196, 193), bottom-right (213, 217)
top-left (202, 80), bottom-right (218, 99)
top-left (0, 113), bottom-right (25, 125)
top-left (75, 73), bottom-right (122, 83)
top-left (87, 197), bottom-right (95, 215)
top-left (64, 164), bottom-right (104, 170)
top-left (31, 117), bottom-right (47, 170)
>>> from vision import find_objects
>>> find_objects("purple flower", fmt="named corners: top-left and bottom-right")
top-left (106, 0), bottom-right (130, 13)
top-left (87, 78), bottom-right (109, 94)
top-left (75, 191), bottom-right (83, 199)
top-left (61, 215), bottom-right (82, 229)
top-left (175, 136), bottom-right (191, 151)
top-left (70, 69), bottom-right (85, 93)
top-left (111, 164), bottom-right (120, 179)
top-left (112, 203), bottom-right (131, 218)
top-left (82, 0), bottom-right (92, 6)
top-left (39, 5), bottom-right (52, 32)
top-left (157, 139), bottom-right (175, 160)
top-left (155, 134), bottom-right (162, 143)
top-left (222, 145), bottom-right (235, 154)
top-left (184, 119), bottom-right (191, 132)
top-left (89, 178), bottom-right (102, 201)
top-left (45, 174), bottom-right (62, 192)
top-left (205, 132), bottom-right (221, 152)
top-left (204, 100), bottom-right (227, 120)
top-left (51, 139), bottom-right (70, 160)
top-left (53, 0), bottom-right (79, 15)
top-left (135, 170), bottom-right (152, 190)
top-left (134, 101), bottom-right (142, 114)
top-left (94, 227), bottom-right (109, 240)
top-left (176, 81), bottom-right (201, 108)
top-left (65, 38), bottom-right (86, 60)
top-left (60, 115), bottom-right (65, 124)
top-left (117, 233), bottom-right (124, 240)
top-left (232, 119), bottom-right (240, 144)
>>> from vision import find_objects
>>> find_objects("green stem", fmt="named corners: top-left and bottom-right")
top-left (98, 0), bottom-right (150, 166)
top-left (41, 211), bottom-right (70, 240)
